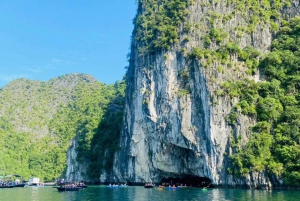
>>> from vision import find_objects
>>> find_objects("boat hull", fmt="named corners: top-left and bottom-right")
top-left (56, 187), bottom-right (80, 191)
top-left (14, 184), bottom-right (25, 187)
top-left (44, 182), bottom-right (56, 186)
top-left (0, 186), bottom-right (14, 188)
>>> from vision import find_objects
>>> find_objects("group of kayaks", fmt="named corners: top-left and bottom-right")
top-left (144, 184), bottom-right (212, 191)
top-left (156, 186), bottom-right (180, 190)
top-left (107, 184), bottom-right (128, 188)
top-left (107, 184), bottom-right (208, 190)
top-left (156, 186), bottom-right (211, 191)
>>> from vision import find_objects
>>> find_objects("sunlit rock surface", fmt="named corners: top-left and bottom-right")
top-left (112, 0), bottom-right (300, 189)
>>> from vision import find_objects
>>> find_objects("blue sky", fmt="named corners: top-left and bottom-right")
top-left (0, 0), bottom-right (136, 88)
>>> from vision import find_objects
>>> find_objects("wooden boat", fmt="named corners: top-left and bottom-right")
top-left (78, 184), bottom-right (88, 188)
top-left (14, 183), bottom-right (25, 187)
top-left (56, 187), bottom-right (80, 191)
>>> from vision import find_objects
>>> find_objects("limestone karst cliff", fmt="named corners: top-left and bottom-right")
top-left (2, 0), bottom-right (299, 187)
top-left (112, 0), bottom-right (300, 189)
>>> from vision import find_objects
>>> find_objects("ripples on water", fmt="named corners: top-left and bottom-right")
top-left (0, 186), bottom-right (299, 201)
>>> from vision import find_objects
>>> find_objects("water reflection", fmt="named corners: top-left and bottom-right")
top-left (31, 187), bottom-right (39, 201)
top-left (0, 186), bottom-right (300, 201)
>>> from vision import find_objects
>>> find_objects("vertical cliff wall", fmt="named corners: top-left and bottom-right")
top-left (113, 0), bottom-right (300, 188)
top-left (66, 137), bottom-right (90, 182)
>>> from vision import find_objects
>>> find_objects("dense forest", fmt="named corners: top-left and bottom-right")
top-left (0, 74), bottom-right (125, 181)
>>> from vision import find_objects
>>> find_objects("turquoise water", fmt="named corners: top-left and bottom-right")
top-left (0, 186), bottom-right (299, 201)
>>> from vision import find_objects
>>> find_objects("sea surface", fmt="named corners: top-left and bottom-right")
top-left (0, 185), bottom-right (299, 201)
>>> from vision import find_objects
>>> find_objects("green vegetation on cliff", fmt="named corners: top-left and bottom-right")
top-left (135, 0), bottom-right (195, 53)
top-left (0, 74), bottom-right (124, 181)
top-left (134, 0), bottom-right (299, 186)
top-left (226, 17), bottom-right (300, 185)
top-left (87, 81), bottom-right (126, 178)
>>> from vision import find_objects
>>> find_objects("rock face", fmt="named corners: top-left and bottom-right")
top-left (113, 0), bottom-right (300, 188)
top-left (66, 137), bottom-right (90, 182)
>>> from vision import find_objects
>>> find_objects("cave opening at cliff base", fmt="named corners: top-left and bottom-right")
top-left (160, 175), bottom-right (212, 188)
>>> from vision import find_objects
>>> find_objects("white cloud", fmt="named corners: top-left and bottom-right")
top-left (52, 58), bottom-right (62, 63)
top-left (25, 67), bottom-right (43, 73)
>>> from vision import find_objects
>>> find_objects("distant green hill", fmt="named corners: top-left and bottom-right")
top-left (0, 73), bottom-right (125, 181)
